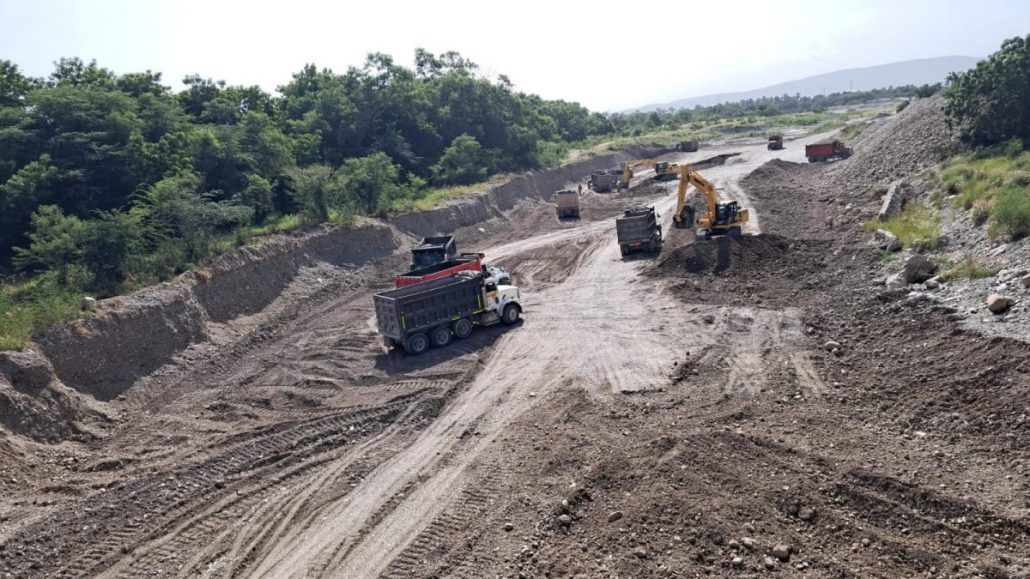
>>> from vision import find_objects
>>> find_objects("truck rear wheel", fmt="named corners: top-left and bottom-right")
top-left (404, 333), bottom-right (430, 355)
top-left (501, 304), bottom-right (520, 325)
top-left (452, 318), bottom-right (473, 339)
top-left (430, 326), bottom-right (452, 348)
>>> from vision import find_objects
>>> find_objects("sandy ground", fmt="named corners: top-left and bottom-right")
top-left (0, 130), bottom-right (1027, 579)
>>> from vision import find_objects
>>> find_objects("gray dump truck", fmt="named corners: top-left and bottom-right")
top-left (410, 236), bottom-right (457, 270)
top-left (554, 189), bottom-right (580, 219)
top-left (616, 206), bottom-right (663, 256)
top-left (589, 172), bottom-right (618, 193)
top-left (373, 272), bottom-right (523, 355)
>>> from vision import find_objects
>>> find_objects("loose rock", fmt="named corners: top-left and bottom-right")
top-left (903, 254), bottom-right (936, 284)
top-left (607, 511), bottom-right (623, 523)
top-left (771, 543), bottom-right (791, 562)
top-left (986, 294), bottom-right (1012, 314)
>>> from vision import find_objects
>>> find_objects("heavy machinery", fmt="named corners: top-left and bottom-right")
top-left (589, 172), bottom-right (618, 193)
top-left (668, 165), bottom-right (749, 239)
top-left (374, 272), bottom-right (522, 355)
top-left (616, 207), bottom-right (662, 256)
top-left (554, 189), bottom-right (581, 219)
top-left (395, 253), bottom-right (511, 288)
top-left (805, 140), bottom-right (852, 162)
top-left (675, 140), bottom-right (699, 152)
top-left (410, 236), bottom-right (457, 270)
top-left (767, 135), bottom-right (784, 150)
top-left (617, 159), bottom-right (679, 189)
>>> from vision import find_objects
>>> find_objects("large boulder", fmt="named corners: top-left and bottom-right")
top-left (986, 294), bottom-right (1012, 314)
top-left (903, 254), bottom-right (937, 284)
top-left (878, 180), bottom-right (915, 220)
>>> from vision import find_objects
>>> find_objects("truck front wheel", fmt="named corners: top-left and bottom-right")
top-left (501, 304), bottom-right (521, 325)
top-left (452, 318), bottom-right (474, 339)
top-left (404, 333), bottom-right (430, 355)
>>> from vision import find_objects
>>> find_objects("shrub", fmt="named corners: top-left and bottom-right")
top-left (992, 188), bottom-right (1030, 238)
top-left (945, 35), bottom-right (1030, 147)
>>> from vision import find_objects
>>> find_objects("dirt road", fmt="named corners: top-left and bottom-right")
top-left (2, 128), bottom-right (1027, 578)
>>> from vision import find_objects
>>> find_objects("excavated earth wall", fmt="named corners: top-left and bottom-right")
top-left (389, 147), bottom-right (659, 237)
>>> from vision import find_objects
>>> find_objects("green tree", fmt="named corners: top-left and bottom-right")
top-left (336, 152), bottom-right (402, 214)
top-left (430, 134), bottom-right (486, 185)
top-left (945, 35), bottom-right (1030, 147)
top-left (286, 164), bottom-right (335, 221)
top-left (238, 174), bottom-right (274, 220)
top-left (0, 60), bottom-right (32, 106)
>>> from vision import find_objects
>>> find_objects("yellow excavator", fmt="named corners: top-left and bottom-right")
top-left (617, 159), bottom-right (679, 189)
top-left (668, 165), bottom-right (749, 239)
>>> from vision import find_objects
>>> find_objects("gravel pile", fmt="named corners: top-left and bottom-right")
top-left (827, 95), bottom-right (954, 193)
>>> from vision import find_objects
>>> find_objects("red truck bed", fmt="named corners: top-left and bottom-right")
top-left (394, 255), bottom-right (484, 287)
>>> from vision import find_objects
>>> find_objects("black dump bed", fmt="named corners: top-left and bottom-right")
top-left (616, 207), bottom-right (658, 243)
top-left (411, 236), bottom-right (457, 269)
top-left (374, 273), bottom-right (484, 340)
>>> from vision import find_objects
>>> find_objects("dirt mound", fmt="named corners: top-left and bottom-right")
top-left (0, 350), bottom-right (108, 443)
top-left (648, 235), bottom-right (839, 307)
top-left (828, 95), bottom-right (953, 191)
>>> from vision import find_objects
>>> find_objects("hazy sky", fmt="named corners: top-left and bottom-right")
top-left (1, 0), bottom-right (1026, 111)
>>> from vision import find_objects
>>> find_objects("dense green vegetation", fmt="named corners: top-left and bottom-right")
top-left (932, 35), bottom-right (1030, 240)
top-left (944, 34), bottom-right (1029, 148)
top-left (934, 147), bottom-right (1030, 238)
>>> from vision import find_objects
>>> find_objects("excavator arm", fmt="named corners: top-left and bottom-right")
top-left (620, 159), bottom-right (656, 186)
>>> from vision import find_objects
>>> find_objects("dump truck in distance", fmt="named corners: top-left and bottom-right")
top-left (805, 140), bottom-right (852, 163)
top-left (616, 206), bottom-right (663, 256)
top-left (589, 172), bottom-right (618, 193)
top-left (675, 140), bottom-right (699, 152)
top-left (410, 236), bottom-right (457, 270)
top-left (555, 189), bottom-right (580, 219)
top-left (374, 272), bottom-right (522, 355)
top-left (767, 135), bottom-right (784, 150)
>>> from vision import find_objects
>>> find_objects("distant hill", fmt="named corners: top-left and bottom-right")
top-left (633, 56), bottom-right (980, 112)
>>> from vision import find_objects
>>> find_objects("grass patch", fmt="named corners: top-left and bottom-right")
top-left (864, 203), bottom-right (942, 251)
top-left (839, 122), bottom-right (870, 141)
top-left (938, 257), bottom-right (1000, 282)
top-left (937, 148), bottom-right (1030, 238)
top-left (387, 176), bottom-right (514, 212)
top-left (0, 274), bottom-right (85, 351)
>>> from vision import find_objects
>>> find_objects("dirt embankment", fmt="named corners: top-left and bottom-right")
top-left (389, 146), bottom-right (660, 238)
top-left (34, 221), bottom-right (399, 402)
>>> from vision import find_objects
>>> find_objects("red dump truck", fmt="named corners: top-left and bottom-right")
top-left (805, 140), bottom-right (852, 163)
top-left (395, 254), bottom-right (511, 288)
